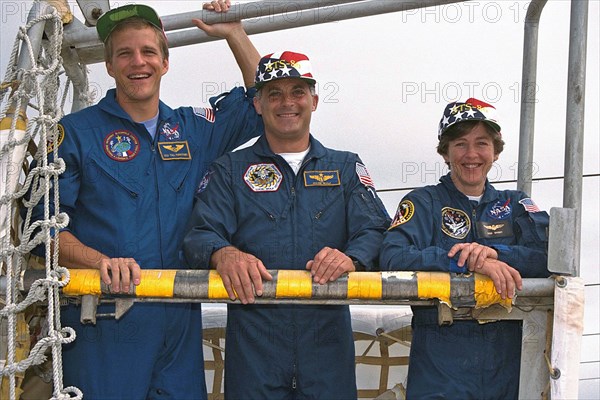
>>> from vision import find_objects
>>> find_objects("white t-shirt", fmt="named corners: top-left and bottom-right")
top-left (278, 147), bottom-right (311, 175)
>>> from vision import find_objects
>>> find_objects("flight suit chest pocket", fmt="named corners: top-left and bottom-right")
top-left (81, 158), bottom-right (141, 231)
top-left (84, 158), bottom-right (142, 199)
top-left (311, 187), bottom-right (346, 248)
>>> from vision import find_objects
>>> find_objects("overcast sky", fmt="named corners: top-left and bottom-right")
top-left (1, 0), bottom-right (598, 396)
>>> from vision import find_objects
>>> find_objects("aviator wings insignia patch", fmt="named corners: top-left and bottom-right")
top-left (304, 170), bottom-right (340, 187)
top-left (158, 141), bottom-right (191, 160)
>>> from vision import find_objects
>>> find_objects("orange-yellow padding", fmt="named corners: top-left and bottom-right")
top-left (135, 270), bottom-right (177, 297)
top-left (347, 272), bottom-right (382, 299)
top-left (276, 270), bottom-right (313, 298)
top-left (417, 272), bottom-right (451, 305)
top-left (208, 270), bottom-right (231, 299)
top-left (62, 269), bottom-right (102, 296)
top-left (474, 274), bottom-right (513, 309)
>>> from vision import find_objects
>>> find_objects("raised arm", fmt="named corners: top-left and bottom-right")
top-left (193, 1), bottom-right (260, 87)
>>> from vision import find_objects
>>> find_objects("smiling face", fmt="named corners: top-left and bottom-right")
top-left (254, 78), bottom-right (318, 153)
top-left (106, 24), bottom-right (169, 110)
top-left (442, 122), bottom-right (499, 196)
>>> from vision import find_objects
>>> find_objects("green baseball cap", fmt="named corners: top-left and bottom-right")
top-left (96, 4), bottom-right (163, 43)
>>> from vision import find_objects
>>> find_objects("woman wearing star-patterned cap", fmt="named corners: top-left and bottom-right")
top-left (380, 99), bottom-right (551, 400)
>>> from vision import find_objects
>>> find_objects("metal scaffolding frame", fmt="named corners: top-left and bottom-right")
top-left (3, 0), bottom-right (589, 399)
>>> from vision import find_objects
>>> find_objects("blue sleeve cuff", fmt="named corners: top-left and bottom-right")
top-left (449, 258), bottom-right (467, 273)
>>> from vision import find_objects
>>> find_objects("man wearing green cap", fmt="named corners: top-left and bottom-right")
top-left (28, 1), bottom-right (262, 399)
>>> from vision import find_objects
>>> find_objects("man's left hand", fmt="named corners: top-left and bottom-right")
top-left (306, 247), bottom-right (355, 285)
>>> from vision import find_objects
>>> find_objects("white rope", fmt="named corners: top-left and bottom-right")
top-left (1, 2), bottom-right (84, 399)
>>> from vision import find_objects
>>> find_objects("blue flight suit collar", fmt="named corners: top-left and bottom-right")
top-left (439, 173), bottom-right (500, 204)
top-left (98, 88), bottom-right (176, 122)
top-left (252, 134), bottom-right (328, 160)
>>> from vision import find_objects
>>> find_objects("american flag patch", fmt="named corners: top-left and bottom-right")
top-left (193, 107), bottom-right (215, 123)
top-left (356, 162), bottom-right (375, 188)
top-left (519, 198), bottom-right (541, 213)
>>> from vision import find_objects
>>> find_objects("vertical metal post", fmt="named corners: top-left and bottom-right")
top-left (519, 309), bottom-right (552, 399)
top-left (563, 0), bottom-right (588, 276)
top-left (517, 0), bottom-right (547, 195)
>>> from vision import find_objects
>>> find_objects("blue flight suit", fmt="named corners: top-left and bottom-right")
top-left (31, 87), bottom-right (262, 400)
top-left (183, 135), bottom-right (391, 400)
top-left (380, 173), bottom-right (550, 400)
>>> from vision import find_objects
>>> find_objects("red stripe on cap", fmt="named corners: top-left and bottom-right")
top-left (466, 98), bottom-right (495, 110)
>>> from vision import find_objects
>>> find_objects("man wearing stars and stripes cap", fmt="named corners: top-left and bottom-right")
top-left (184, 50), bottom-right (391, 399)
top-left (254, 50), bottom-right (316, 89)
top-left (380, 98), bottom-right (551, 399)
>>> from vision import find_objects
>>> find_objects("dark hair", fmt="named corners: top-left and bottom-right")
top-left (104, 17), bottom-right (169, 62)
top-left (255, 81), bottom-right (316, 98)
top-left (437, 120), bottom-right (504, 161)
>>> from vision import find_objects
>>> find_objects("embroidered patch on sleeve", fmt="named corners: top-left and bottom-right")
top-left (519, 197), bottom-right (541, 213)
top-left (389, 200), bottom-right (415, 230)
top-left (47, 123), bottom-right (65, 153)
top-left (196, 169), bottom-right (213, 194)
top-left (193, 107), bottom-right (215, 123)
top-left (355, 162), bottom-right (375, 189)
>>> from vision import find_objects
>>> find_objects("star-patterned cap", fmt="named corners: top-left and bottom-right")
top-left (255, 51), bottom-right (316, 89)
top-left (438, 98), bottom-right (501, 139)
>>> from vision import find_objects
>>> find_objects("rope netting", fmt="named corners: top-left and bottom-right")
top-left (0, 2), bottom-right (85, 399)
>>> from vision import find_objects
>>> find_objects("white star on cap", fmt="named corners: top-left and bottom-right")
top-left (465, 108), bottom-right (477, 118)
top-left (268, 69), bottom-right (279, 79)
top-left (442, 115), bottom-right (451, 126)
top-left (280, 64), bottom-right (292, 76)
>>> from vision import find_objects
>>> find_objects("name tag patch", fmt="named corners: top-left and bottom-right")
top-left (304, 170), bottom-right (340, 187)
top-left (158, 141), bottom-right (191, 160)
top-left (476, 221), bottom-right (514, 238)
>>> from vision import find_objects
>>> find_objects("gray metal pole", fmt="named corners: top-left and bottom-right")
top-left (62, 0), bottom-right (366, 46)
top-left (168, 0), bottom-right (464, 48)
top-left (517, 0), bottom-right (547, 195)
top-left (65, 0), bottom-right (464, 65)
top-left (563, 0), bottom-right (588, 277)
top-left (4, 269), bottom-right (556, 302)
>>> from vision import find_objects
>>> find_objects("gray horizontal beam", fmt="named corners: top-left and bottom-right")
top-left (63, 0), bottom-right (464, 65)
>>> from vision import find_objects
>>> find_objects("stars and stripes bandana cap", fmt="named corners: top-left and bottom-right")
top-left (438, 98), bottom-right (501, 140)
top-left (255, 51), bottom-right (316, 89)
